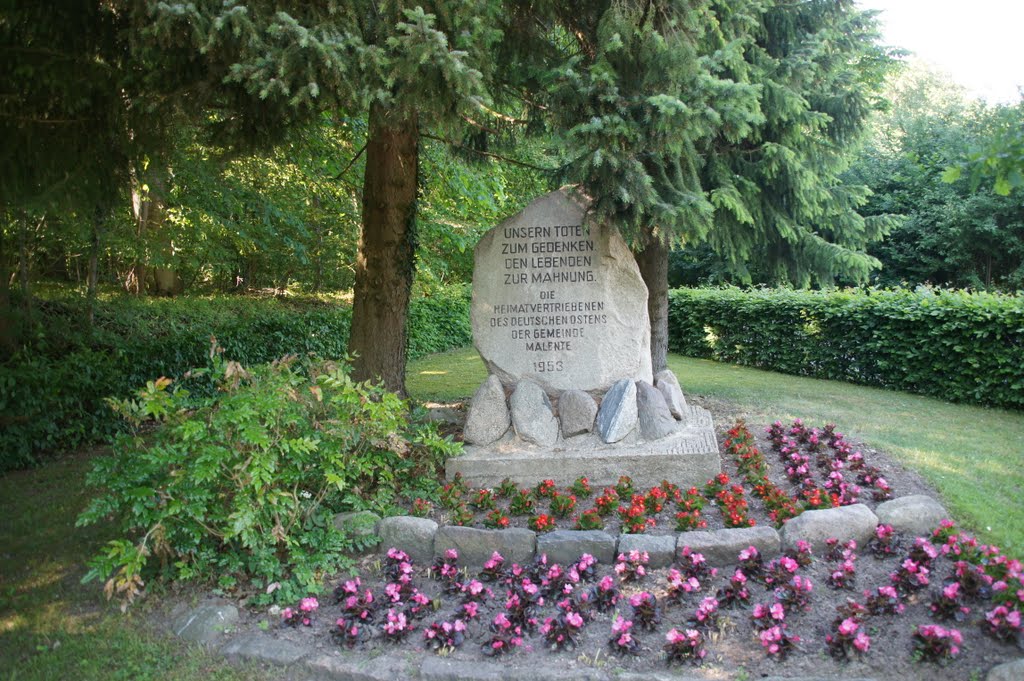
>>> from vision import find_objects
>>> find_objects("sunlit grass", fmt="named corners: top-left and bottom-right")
top-left (409, 348), bottom-right (1024, 555)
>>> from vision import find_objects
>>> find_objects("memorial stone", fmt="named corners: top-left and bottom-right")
top-left (471, 188), bottom-right (652, 395)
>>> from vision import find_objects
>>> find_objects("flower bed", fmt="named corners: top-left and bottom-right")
top-left (205, 418), bottom-right (1020, 679)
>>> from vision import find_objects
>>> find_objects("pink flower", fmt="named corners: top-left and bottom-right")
top-left (838, 618), bottom-right (858, 636)
top-left (853, 631), bottom-right (870, 652)
top-left (566, 611), bottom-right (584, 628)
top-left (445, 548), bottom-right (458, 560)
top-left (770, 602), bottom-right (785, 620)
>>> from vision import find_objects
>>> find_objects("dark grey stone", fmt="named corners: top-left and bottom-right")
top-left (171, 603), bottom-right (239, 645)
top-left (558, 389), bottom-right (597, 438)
top-left (537, 530), bottom-right (617, 565)
top-left (219, 633), bottom-right (307, 666)
top-left (780, 504), bottom-right (879, 553)
top-left (616, 533), bottom-right (676, 568)
top-left (463, 375), bottom-right (510, 446)
top-left (434, 526), bottom-right (536, 565)
top-left (509, 379), bottom-right (558, 446)
top-left (654, 369), bottom-right (687, 420)
top-left (595, 378), bottom-right (637, 444)
top-left (676, 526), bottom-right (781, 567)
top-left (375, 516), bottom-right (437, 564)
top-left (875, 494), bottom-right (949, 538)
top-left (636, 380), bottom-right (677, 441)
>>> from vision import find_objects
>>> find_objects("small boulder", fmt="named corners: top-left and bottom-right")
top-left (333, 510), bottom-right (381, 553)
top-left (636, 381), bottom-right (677, 441)
top-left (537, 530), bottom-right (617, 565)
top-left (779, 504), bottom-right (879, 553)
top-left (677, 526), bottom-right (781, 567)
top-left (988, 659), bottom-right (1024, 681)
top-left (875, 495), bottom-right (949, 538)
top-left (463, 375), bottom-right (510, 446)
top-left (172, 603), bottom-right (239, 645)
top-left (616, 534), bottom-right (676, 569)
top-left (595, 378), bottom-right (637, 444)
top-left (654, 369), bottom-right (688, 420)
top-left (558, 389), bottom-right (598, 438)
top-left (376, 516), bottom-right (437, 564)
top-left (510, 379), bottom-right (558, 446)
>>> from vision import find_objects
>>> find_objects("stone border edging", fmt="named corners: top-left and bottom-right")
top-left (373, 515), bottom-right (783, 569)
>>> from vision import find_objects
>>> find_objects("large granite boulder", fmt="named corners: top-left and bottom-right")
top-left (470, 188), bottom-right (652, 395)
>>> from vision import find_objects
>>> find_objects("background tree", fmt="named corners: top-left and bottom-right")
top-left (538, 0), bottom-right (894, 371)
top-left (848, 63), bottom-right (1024, 289)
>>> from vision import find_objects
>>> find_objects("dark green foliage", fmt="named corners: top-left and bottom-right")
top-left (668, 287), bottom-right (1024, 409)
top-left (849, 67), bottom-right (1024, 290)
top-left (0, 288), bottom-right (472, 472)
top-left (76, 351), bottom-right (459, 607)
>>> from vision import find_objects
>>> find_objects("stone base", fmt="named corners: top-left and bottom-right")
top-left (447, 406), bottom-right (720, 489)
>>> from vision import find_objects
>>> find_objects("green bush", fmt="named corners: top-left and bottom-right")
top-left (0, 287), bottom-right (471, 472)
top-left (76, 348), bottom-right (459, 608)
top-left (668, 287), bottom-right (1024, 409)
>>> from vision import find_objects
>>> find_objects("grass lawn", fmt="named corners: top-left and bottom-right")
top-left (408, 348), bottom-right (1024, 556)
top-left (0, 451), bottom-right (275, 681)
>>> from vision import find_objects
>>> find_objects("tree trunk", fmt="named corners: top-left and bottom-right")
top-left (635, 237), bottom-right (670, 374)
top-left (131, 167), bottom-right (181, 296)
top-left (18, 213), bottom-right (31, 318)
top-left (0, 217), bottom-right (13, 355)
top-left (348, 103), bottom-right (419, 395)
top-left (87, 206), bottom-right (103, 329)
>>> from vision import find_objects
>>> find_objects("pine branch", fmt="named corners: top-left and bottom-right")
top-left (421, 133), bottom-right (558, 172)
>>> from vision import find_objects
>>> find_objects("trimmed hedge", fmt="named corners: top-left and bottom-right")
top-left (0, 286), bottom-right (471, 472)
top-left (668, 287), bottom-right (1024, 410)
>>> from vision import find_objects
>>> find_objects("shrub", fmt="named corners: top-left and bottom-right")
top-left (76, 346), bottom-right (459, 608)
top-left (668, 286), bottom-right (1024, 410)
top-left (1, 285), bottom-right (472, 473)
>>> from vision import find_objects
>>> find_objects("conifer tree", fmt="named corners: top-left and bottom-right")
top-left (539, 0), bottom-right (894, 371)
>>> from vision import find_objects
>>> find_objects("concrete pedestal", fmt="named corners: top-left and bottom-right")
top-left (446, 406), bottom-right (721, 489)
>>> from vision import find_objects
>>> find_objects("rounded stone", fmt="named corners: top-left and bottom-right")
top-left (510, 379), bottom-right (558, 446)
top-left (558, 389), bottom-right (598, 438)
top-left (636, 380), bottom-right (677, 441)
top-left (463, 375), bottom-right (511, 446)
top-left (172, 603), bottom-right (239, 645)
top-left (875, 494), bottom-right (949, 538)
top-left (470, 188), bottom-right (652, 395)
top-left (333, 510), bottom-right (382, 554)
top-left (654, 369), bottom-right (688, 420)
top-left (595, 378), bottom-right (638, 444)
top-left (376, 516), bottom-right (438, 564)
top-left (987, 659), bottom-right (1024, 681)
top-left (779, 504), bottom-right (879, 553)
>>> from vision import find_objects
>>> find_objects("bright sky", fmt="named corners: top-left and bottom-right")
top-left (858, 0), bottom-right (1024, 103)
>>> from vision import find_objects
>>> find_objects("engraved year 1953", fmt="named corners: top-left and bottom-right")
top-left (534, 360), bottom-right (564, 373)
